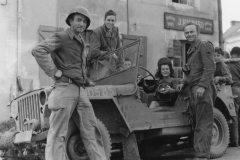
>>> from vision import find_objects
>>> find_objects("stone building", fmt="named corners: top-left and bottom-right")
top-left (224, 21), bottom-right (240, 53)
top-left (0, 0), bottom-right (220, 120)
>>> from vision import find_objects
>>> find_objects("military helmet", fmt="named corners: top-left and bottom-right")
top-left (65, 6), bottom-right (91, 29)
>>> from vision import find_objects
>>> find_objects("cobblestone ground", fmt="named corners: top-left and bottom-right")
top-left (159, 147), bottom-right (240, 160)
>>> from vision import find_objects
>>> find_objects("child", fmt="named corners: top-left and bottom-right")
top-left (141, 57), bottom-right (180, 108)
top-left (124, 58), bottom-right (133, 69)
top-left (214, 47), bottom-right (233, 87)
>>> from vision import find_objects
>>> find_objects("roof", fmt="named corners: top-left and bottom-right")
top-left (223, 23), bottom-right (240, 40)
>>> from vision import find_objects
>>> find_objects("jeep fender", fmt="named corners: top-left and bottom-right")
top-left (216, 85), bottom-right (236, 119)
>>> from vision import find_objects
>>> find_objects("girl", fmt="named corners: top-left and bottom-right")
top-left (141, 57), bottom-right (180, 108)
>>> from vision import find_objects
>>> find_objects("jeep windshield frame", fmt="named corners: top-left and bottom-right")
top-left (94, 39), bottom-right (142, 86)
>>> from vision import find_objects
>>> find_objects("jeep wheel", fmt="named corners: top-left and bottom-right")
top-left (210, 108), bottom-right (229, 159)
top-left (66, 119), bottom-right (111, 160)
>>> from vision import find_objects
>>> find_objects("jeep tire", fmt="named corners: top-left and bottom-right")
top-left (210, 108), bottom-right (229, 158)
top-left (66, 118), bottom-right (111, 160)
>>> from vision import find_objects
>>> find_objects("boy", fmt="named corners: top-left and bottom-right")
top-left (124, 58), bottom-right (132, 69)
top-left (214, 47), bottom-right (233, 87)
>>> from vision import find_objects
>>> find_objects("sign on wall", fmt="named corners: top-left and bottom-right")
top-left (164, 12), bottom-right (214, 35)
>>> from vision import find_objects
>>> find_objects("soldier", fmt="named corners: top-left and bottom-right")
top-left (32, 6), bottom-right (107, 160)
top-left (177, 22), bottom-right (216, 160)
top-left (89, 9), bottom-right (123, 80)
top-left (226, 47), bottom-right (240, 147)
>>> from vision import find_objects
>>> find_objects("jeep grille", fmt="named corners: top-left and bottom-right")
top-left (18, 93), bottom-right (41, 131)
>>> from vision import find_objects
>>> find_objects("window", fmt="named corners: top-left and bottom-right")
top-left (171, 41), bottom-right (191, 79)
top-left (172, 0), bottom-right (188, 5)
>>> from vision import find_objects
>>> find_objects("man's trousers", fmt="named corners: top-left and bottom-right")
top-left (190, 83), bottom-right (216, 159)
top-left (45, 82), bottom-right (107, 160)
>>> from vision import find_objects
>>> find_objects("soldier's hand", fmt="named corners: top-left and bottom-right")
top-left (176, 83), bottom-right (184, 92)
top-left (86, 78), bottom-right (95, 86)
top-left (54, 70), bottom-right (63, 79)
top-left (88, 81), bottom-right (95, 86)
top-left (195, 86), bottom-right (205, 99)
top-left (112, 53), bottom-right (118, 60)
top-left (214, 76), bottom-right (221, 84)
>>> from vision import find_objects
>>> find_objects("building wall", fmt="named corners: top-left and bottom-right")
top-left (0, 0), bottom-right (18, 120)
top-left (128, 0), bottom-right (219, 72)
top-left (55, 0), bottom-right (220, 73)
top-left (224, 36), bottom-right (240, 53)
top-left (0, 0), bottom-right (219, 120)
top-left (20, 0), bottom-right (58, 88)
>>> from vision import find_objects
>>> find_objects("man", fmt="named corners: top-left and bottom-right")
top-left (177, 22), bottom-right (216, 160)
top-left (89, 9), bottom-right (123, 80)
top-left (226, 47), bottom-right (240, 147)
top-left (124, 58), bottom-right (133, 69)
top-left (215, 47), bottom-right (239, 147)
top-left (32, 6), bottom-right (107, 160)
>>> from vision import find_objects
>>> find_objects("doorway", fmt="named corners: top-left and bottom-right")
top-left (172, 41), bottom-right (191, 79)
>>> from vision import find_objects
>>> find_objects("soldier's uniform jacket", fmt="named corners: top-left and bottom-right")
top-left (89, 24), bottom-right (123, 68)
top-left (227, 61), bottom-right (240, 86)
top-left (32, 28), bottom-right (88, 86)
top-left (182, 39), bottom-right (215, 88)
top-left (214, 61), bottom-right (233, 85)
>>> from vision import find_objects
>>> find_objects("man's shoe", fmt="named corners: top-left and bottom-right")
top-left (229, 142), bottom-right (239, 147)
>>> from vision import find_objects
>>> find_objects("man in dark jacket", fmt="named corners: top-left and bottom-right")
top-left (177, 22), bottom-right (216, 160)
top-left (32, 6), bottom-right (107, 160)
top-left (89, 9), bottom-right (123, 80)
top-left (226, 47), bottom-right (240, 147)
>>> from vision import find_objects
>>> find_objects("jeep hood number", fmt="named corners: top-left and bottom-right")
top-left (86, 86), bottom-right (115, 97)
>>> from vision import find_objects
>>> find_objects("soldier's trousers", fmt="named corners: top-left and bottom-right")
top-left (190, 84), bottom-right (216, 159)
top-left (230, 86), bottom-right (240, 144)
top-left (45, 82), bottom-right (107, 160)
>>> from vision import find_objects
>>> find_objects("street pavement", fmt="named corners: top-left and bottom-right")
top-left (159, 147), bottom-right (240, 160)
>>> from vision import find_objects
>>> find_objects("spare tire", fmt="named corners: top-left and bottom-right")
top-left (210, 108), bottom-right (229, 158)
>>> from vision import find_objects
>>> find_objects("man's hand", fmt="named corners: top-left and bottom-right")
top-left (86, 79), bottom-right (95, 86)
top-left (112, 53), bottom-right (118, 60)
top-left (54, 70), bottom-right (63, 79)
top-left (213, 76), bottom-right (221, 84)
top-left (88, 81), bottom-right (95, 86)
top-left (195, 86), bottom-right (205, 99)
top-left (224, 58), bottom-right (240, 63)
top-left (176, 83), bottom-right (184, 92)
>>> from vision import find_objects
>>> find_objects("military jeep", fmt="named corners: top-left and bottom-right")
top-left (0, 38), bottom-right (235, 160)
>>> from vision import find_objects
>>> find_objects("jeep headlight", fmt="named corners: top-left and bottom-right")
top-left (40, 91), bottom-right (46, 105)
top-left (10, 100), bottom-right (18, 119)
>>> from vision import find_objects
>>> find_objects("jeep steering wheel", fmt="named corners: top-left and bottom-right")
top-left (138, 66), bottom-right (156, 86)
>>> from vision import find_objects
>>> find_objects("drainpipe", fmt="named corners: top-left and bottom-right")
top-left (17, 0), bottom-right (22, 77)
top-left (218, 0), bottom-right (223, 48)
top-left (126, 0), bottom-right (129, 35)
top-left (16, 0), bottom-right (23, 92)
